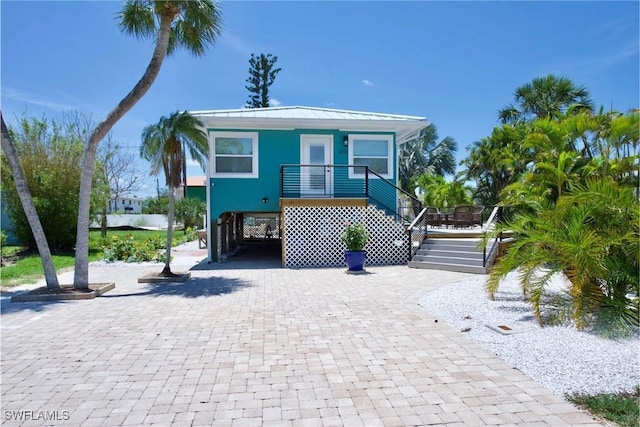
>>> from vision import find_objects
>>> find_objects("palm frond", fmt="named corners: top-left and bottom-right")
top-left (167, 0), bottom-right (222, 56)
top-left (140, 111), bottom-right (208, 188)
top-left (117, 0), bottom-right (156, 39)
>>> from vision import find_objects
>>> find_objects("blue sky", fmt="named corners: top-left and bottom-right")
top-left (2, 1), bottom-right (639, 198)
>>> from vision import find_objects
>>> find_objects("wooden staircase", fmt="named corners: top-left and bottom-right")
top-left (408, 235), bottom-right (490, 274)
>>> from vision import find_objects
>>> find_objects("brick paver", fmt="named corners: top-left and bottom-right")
top-left (0, 250), bottom-right (602, 426)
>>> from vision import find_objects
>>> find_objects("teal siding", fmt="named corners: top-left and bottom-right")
top-left (208, 128), bottom-right (397, 219)
top-left (186, 186), bottom-right (206, 202)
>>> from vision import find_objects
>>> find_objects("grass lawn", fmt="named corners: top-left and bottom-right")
top-left (568, 387), bottom-right (640, 427)
top-left (0, 230), bottom-right (167, 287)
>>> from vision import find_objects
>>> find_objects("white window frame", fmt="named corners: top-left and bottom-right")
top-left (210, 131), bottom-right (259, 178)
top-left (348, 134), bottom-right (393, 179)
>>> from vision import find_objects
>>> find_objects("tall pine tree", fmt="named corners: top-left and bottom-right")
top-left (245, 53), bottom-right (281, 108)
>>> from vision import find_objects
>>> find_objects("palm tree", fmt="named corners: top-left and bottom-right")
top-left (415, 173), bottom-right (472, 210)
top-left (498, 74), bottom-right (594, 125)
top-left (0, 113), bottom-right (60, 289)
top-left (399, 123), bottom-right (457, 213)
top-left (461, 124), bottom-right (530, 206)
top-left (486, 178), bottom-right (639, 335)
top-left (73, 1), bottom-right (222, 289)
top-left (140, 111), bottom-right (208, 277)
top-left (175, 197), bottom-right (206, 231)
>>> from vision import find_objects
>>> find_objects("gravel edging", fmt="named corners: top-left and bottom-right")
top-left (418, 271), bottom-right (640, 397)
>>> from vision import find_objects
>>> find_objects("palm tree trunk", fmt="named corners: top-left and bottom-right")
top-left (1, 114), bottom-right (60, 289)
top-left (100, 207), bottom-right (108, 238)
top-left (73, 15), bottom-right (174, 289)
top-left (161, 186), bottom-right (176, 276)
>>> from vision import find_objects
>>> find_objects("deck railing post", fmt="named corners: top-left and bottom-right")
top-left (365, 166), bottom-right (369, 199)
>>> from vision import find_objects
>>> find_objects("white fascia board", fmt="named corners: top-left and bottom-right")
top-left (189, 106), bottom-right (426, 122)
top-left (197, 117), bottom-right (428, 136)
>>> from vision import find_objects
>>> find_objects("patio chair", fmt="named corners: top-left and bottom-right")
top-left (425, 206), bottom-right (442, 228)
top-left (451, 205), bottom-right (485, 228)
top-left (472, 205), bottom-right (485, 227)
top-left (451, 205), bottom-right (474, 228)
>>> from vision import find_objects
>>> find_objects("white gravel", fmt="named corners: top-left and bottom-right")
top-left (418, 271), bottom-right (640, 397)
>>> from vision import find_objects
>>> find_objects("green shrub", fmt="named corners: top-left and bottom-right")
top-left (175, 198), bottom-right (205, 230)
top-left (168, 227), bottom-right (198, 247)
top-left (100, 227), bottom-right (199, 263)
top-left (340, 222), bottom-right (369, 251)
top-left (147, 234), bottom-right (166, 251)
top-left (102, 234), bottom-right (164, 263)
top-left (1, 116), bottom-right (106, 251)
top-left (142, 195), bottom-right (168, 214)
top-left (183, 227), bottom-right (198, 243)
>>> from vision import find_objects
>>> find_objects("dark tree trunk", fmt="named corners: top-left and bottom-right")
top-left (73, 14), bottom-right (174, 289)
top-left (101, 208), bottom-right (108, 238)
top-left (1, 114), bottom-right (60, 289)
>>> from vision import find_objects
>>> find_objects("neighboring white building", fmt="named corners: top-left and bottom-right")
top-left (108, 196), bottom-right (143, 214)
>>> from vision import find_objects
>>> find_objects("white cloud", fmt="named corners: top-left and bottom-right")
top-left (220, 32), bottom-right (255, 57)
top-left (3, 85), bottom-right (80, 111)
top-left (362, 79), bottom-right (374, 87)
top-left (269, 98), bottom-right (282, 107)
top-left (552, 40), bottom-right (639, 77)
top-left (590, 19), bottom-right (634, 41)
top-left (592, 40), bottom-right (639, 69)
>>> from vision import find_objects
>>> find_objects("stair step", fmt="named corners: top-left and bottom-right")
top-left (408, 235), bottom-right (492, 274)
top-left (424, 238), bottom-right (481, 242)
top-left (422, 245), bottom-right (480, 252)
top-left (415, 249), bottom-right (484, 259)
top-left (419, 244), bottom-right (482, 252)
top-left (423, 240), bottom-right (481, 249)
top-left (408, 260), bottom-right (488, 274)
top-left (411, 254), bottom-right (485, 266)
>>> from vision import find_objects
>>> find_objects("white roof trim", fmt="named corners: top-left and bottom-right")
top-left (190, 105), bottom-right (425, 121)
top-left (190, 106), bottom-right (429, 144)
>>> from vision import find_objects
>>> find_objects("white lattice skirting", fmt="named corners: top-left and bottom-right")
top-left (283, 204), bottom-right (409, 268)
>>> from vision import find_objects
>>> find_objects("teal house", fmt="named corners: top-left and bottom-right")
top-left (189, 106), bottom-right (428, 267)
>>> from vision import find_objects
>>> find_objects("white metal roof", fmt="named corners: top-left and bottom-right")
top-left (189, 106), bottom-right (429, 144)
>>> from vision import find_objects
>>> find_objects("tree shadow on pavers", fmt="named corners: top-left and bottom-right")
top-left (102, 276), bottom-right (251, 299)
top-left (1, 293), bottom-right (74, 315)
top-left (0, 277), bottom-right (251, 312)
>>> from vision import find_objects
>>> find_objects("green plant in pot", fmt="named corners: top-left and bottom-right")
top-left (341, 222), bottom-right (369, 271)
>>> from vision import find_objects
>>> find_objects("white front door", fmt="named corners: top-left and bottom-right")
top-left (301, 135), bottom-right (333, 197)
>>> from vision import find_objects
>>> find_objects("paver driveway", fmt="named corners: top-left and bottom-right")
top-left (1, 246), bottom-right (601, 426)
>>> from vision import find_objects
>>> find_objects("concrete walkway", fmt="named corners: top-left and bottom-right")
top-left (1, 243), bottom-right (601, 426)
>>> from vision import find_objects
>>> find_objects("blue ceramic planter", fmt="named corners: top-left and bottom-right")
top-left (345, 250), bottom-right (367, 271)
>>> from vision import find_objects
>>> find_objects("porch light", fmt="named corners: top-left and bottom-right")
top-left (262, 197), bottom-right (268, 204)
top-left (343, 135), bottom-right (349, 147)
